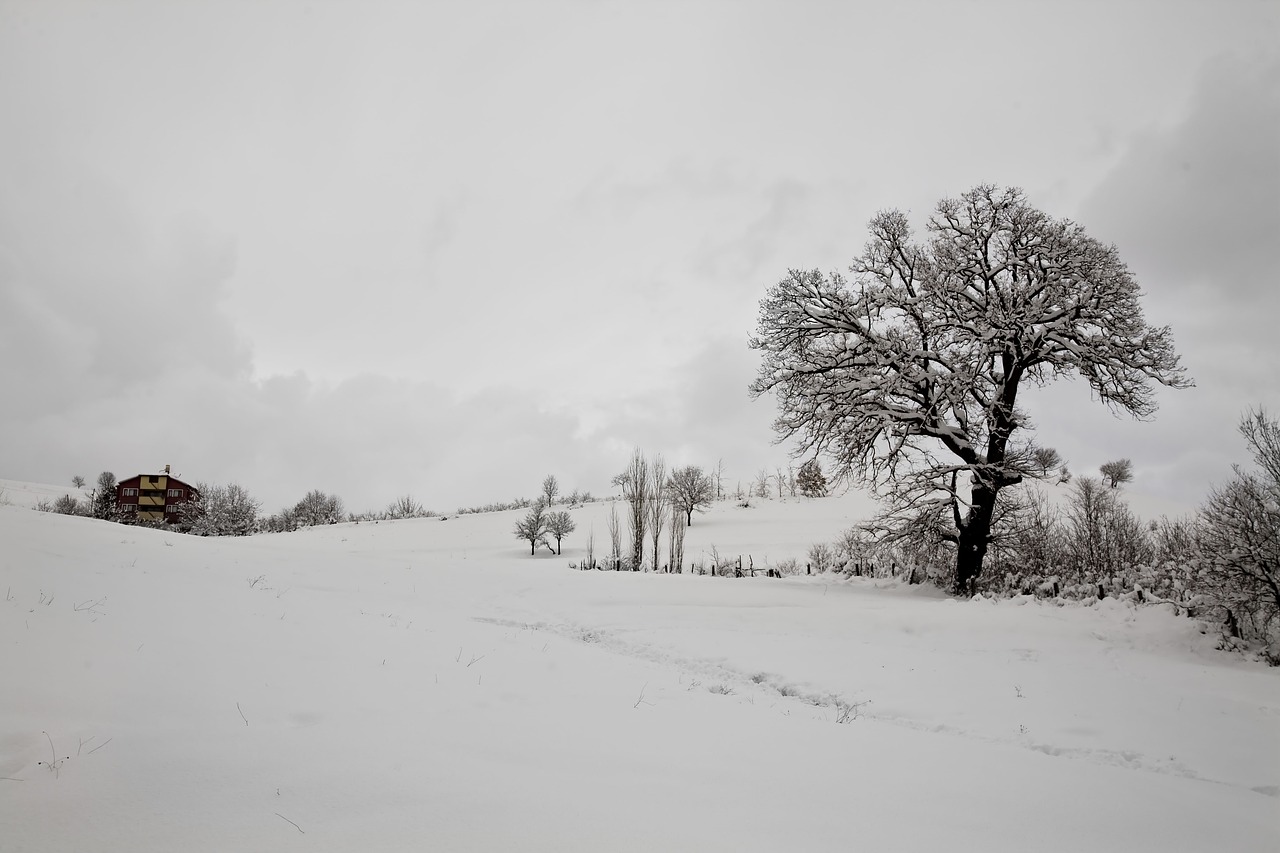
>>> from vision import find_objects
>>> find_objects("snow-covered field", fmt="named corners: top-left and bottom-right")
top-left (3, 489), bottom-right (1278, 852)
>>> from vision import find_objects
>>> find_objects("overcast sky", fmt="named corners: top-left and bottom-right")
top-left (1, 0), bottom-right (1277, 516)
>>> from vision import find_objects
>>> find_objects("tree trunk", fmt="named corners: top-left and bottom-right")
top-left (530, 541), bottom-right (535, 556)
top-left (954, 486), bottom-right (997, 595)
top-left (685, 508), bottom-right (693, 526)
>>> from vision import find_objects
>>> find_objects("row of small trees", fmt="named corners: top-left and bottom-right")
top-left (716, 459), bottom-right (830, 503)
top-left (513, 495), bottom-right (577, 555)
top-left (513, 457), bottom-right (833, 568)
top-left (512, 475), bottom-right (590, 555)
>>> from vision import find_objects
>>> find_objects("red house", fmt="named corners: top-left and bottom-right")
top-left (116, 467), bottom-right (199, 524)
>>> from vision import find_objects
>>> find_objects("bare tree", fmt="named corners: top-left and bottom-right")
top-left (753, 469), bottom-right (770, 499)
top-left (613, 449), bottom-right (649, 570)
top-left (667, 465), bottom-right (713, 526)
top-left (751, 185), bottom-right (1189, 593)
top-left (1099, 459), bottom-right (1134, 489)
top-left (1030, 446), bottom-right (1064, 477)
top-left (542, 474), bottom-right (560, 507)
top-left (293, 490), bottom-right (345, 526)
top-left (72, 475), bottom-right (86, 489)
top-left (1062, 477), bottom-right (1150, 579)
top-left (667, 503), bottom-right (686, 573)
top-left (787, 465), bottom-right (798, 497)
top-left (775, 466), bottom-right (786, 499)
top-left (514, 502), bottom-right (551, 556)
top-left (607, 502), bottom-right (622, 569)
top-left (712, 459), bottom-right (726, 501)
top-left (997, 484), bottom-right (1065, 585)
top-left (387, 494), bottom-right (424, 519)
top-left (647, 455), bottom-right (667, 571)
top-left (545, 510), bottom-right (576, 555)
top-left (1197, 409), bottom-right (1280, 643)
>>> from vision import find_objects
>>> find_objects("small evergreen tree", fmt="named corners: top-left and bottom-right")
top-left (91, 471), bottom-right (118, 520)
top-left (797, 459), bottom-right (828, 497)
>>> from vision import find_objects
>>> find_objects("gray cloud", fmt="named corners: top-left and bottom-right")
top-left (1084, 54), bottom-right (1280, 300)
top-left (1024, 54), bottom-right (1280, 510)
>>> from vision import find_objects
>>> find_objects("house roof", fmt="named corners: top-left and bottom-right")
top-left (118, 474), bottom-right (199, 492)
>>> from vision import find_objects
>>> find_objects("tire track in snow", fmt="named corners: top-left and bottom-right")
top-left (471, 614), bottom-right (1277, 798)
top-left (471, 615), bottom-right (862, 711)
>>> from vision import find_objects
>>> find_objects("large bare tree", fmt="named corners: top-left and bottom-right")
top-left (751, 185), bottom-right (1189, 593)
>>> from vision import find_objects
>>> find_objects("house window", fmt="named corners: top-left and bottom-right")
top-left (123, 488), bottom-right (138, 497)
top-left (168, 489), bottom-right (183, 498)
top-left (166, 505), bottom-right (178, 514)
top-left (122, 504), bottom-right (136, 512)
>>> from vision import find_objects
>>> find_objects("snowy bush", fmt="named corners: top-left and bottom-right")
top-left (1193, 409), bottom-right (1280, 656)
top-left (179, 483), bottom-right (262, 536)
top-left (52, 494), bottom-right (87, 516)
top-left (807, 542), bottom-right (834, 573)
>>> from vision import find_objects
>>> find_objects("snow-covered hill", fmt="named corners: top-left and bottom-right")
top-left (2, 492), bottom-right (1276, 851)
top-left (0, 477), bottom-right (89, 510)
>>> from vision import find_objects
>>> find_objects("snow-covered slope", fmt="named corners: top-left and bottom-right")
top-left (2, 495), bottom-right (1277, 852)
top-left (0, 477), bottom-right (88, 510)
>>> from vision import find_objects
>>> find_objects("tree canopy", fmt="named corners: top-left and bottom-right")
top-left (514, 501), bottom-right (551, 556)
top-left (751, 185), bottom-right (1189, 592)
top-left (667, 465), bottom-right (714, 526)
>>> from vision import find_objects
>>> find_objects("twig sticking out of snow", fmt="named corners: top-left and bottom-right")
top-left (275, 813), bottom-right (305, 834)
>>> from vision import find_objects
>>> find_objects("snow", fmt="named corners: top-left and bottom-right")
top-left (3, 491), bottom-right (1278, 851)
top-left (0, 477), bottom-right (89, 510)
